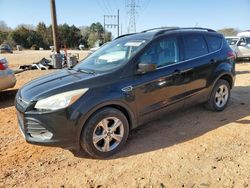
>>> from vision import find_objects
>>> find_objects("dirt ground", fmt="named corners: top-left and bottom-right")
top-left (0, 51), bottom-right (249, 188)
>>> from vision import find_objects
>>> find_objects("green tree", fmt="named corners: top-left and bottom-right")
top-left (11, 26), bottom-right (44, 48)
top-left (36, 22), bottom-right (52, 49)
top-left (27, 30), bottom-right (44, 48)
top-left (86, 22), bottom-right (111, 47)
top-left (11, 27), bottom-right (30, 48)
top-left (0, 21), bottom-right (12, 45)
top-left (0, 31), bottom-right (9, 44)
top-left (0, 20), bottom-right (12, 32)
top-left (58, 24), bottom-right (82, 48)
top-left (217, 28), bottom-right (239, 36)
top-left (87, 32), bottom-right (99, 48)
top-left (79, 26), bottom-right (90, 48)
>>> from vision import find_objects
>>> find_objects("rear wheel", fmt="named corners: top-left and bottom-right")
top-left (205, 79), bottom-right (231, 111)
top-left (80, 107), bottom-right (129, 158)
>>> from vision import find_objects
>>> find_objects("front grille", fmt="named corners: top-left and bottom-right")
top-left (26, 119), bottom-right (46, 134)
top-left (16, 112), bottom-right (53, 140)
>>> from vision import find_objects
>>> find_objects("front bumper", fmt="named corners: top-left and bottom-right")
top-left (15, 100), bottom-right (79, 150)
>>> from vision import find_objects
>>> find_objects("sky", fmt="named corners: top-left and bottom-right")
top-left (1, 0), bottom-right (250, 37)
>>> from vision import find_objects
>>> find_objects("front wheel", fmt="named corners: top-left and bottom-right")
top-left (80, 107), bottom-right (129, 158)
top-left (205, 79), bottom-right (231, 111)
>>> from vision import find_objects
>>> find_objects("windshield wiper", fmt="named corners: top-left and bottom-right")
top-left (68, 67), bottom-right (95, 75)
top-left (77, 68), bottom-right (95, 75)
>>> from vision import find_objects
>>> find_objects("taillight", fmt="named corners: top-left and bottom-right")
top-left (0, 61), bottom-right (7, 70)
top-left (227, 51), bottom-right (236, 61)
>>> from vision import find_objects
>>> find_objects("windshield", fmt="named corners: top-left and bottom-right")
top-left (225, 38), bottom-right (240, 46)
top-left (74, 38), bottom-right (147, 73)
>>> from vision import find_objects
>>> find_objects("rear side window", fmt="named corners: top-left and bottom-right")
top-left (246, 38), bottom-right (250, 44)
top-left (183, 34), bottom-right (208, 59)
top-left (206, 35), bottom-right (222, 52)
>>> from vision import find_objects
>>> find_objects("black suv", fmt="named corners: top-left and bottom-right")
top-left (15, 27), bottom-right (236, 158)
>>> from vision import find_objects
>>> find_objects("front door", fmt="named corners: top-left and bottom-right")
top-left (133, 35), bottom-right (186, 124)
top-left (237, 37), bottom-right (250, 57)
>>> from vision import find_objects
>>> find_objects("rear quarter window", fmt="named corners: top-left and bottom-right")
top-left (183, 34), bottom-right (209, 59)
top-left (246, 38), bottom-right (250, 44)
top-left (206, 35), bottom-right (222, 52)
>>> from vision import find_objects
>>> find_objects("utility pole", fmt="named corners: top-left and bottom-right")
top-left (104, 9), bottom-right (120, 38)
top-left (50, 0), bottom-right (62, 69)
top-left (103, 16), bottom-right (106, 42)
top-left (117, 9), bottom-right (119, 37)
top-left (127, 0), bottom-right (138, 33)
top-left (50, 0), bottom-right (59, 54)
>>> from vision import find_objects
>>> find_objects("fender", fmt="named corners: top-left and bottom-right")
top-left (74, 99), bottom-right (138, 150)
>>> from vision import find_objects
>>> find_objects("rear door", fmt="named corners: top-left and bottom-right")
top-left (133, 35), bottom-right (186, 123)
top-left (180, 33), bottom-right (221, 106)
top-left (237, 37), bottom-right (250, 57)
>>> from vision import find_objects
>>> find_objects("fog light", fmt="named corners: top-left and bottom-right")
top-left (30, 131), bottom-right (53, 140)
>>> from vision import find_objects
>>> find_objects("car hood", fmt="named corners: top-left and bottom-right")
top-left (19, 69), bottom-right (97, 101)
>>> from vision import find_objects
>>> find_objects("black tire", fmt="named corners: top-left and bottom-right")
top-left (80, 107), bottom-right (129, 158)
top-left (205, 79), bottom-right (231, 111)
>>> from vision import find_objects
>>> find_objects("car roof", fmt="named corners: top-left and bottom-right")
top-left (116, 27), bottom-right (222, 41)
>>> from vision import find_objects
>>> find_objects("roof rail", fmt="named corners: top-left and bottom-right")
top-left (114, 33), bottom-right (136, 40)
top-left (114, 27), bottom-right (216, 40)
top-left (141, 27), bottom-right (179, 33)
top-left (152, 27), bottom-right (216, 37)
top-left (179, 27), bottom-right (216, 32)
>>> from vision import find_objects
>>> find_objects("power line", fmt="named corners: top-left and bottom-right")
top-left (126, 0), bottom-right (139, 33)
top-left (103, 9), bottom-right (120, 38)
top-left (141, 0), bottom-right (151, 13)
top-left (101, 0), bottom-right (112, 14)
top-left (112, 0), bottom-right (120, 11)
top-left (95, 0), bottom-right (107, 14)
top-left (105, 0), bottom-right (114, 13)
top-left (137, 0), bottom-right (151, 29)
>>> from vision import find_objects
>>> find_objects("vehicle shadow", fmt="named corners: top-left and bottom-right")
top-left (236, 59), bottom-right (250, 64)
top-left (75, 86), bottom-right (250, 159)
top-left (0, 89), bottom-right (18, 108)
top-left (236, 70), bottom-right (250, 75)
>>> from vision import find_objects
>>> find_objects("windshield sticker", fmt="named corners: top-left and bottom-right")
top-left (125, 41), bottom-right (145, 47)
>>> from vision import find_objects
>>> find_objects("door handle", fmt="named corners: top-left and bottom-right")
top-left (172, 68), bottom-right (192, 75)
top-left (210, 59), bottom-right (216, 65)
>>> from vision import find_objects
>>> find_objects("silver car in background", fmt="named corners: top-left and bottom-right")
top-left (0, 57), bottom-right (16, 91)
top-left (225, 36), bottom-right (250, 60)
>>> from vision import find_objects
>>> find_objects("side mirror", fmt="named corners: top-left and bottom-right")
top-left (137, 63), bottom-right (157, 74)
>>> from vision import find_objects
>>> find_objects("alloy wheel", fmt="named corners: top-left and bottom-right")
top-left (92, 117), bottom-right (124, 152)
top-left (215, 84), bottom-right (229, 108)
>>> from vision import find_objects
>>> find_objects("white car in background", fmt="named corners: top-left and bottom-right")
top-left (225, 35), bottom-right (250, 60)
top-left (0, 57), bottom-right (16, 91)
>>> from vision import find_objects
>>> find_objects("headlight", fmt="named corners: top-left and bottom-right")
top-left (35, 88), bottom-right (88, 111)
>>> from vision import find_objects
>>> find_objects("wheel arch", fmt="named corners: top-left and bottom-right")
top-left (75, 100), bottom-right (137, 151)
top-left (219, 74), bottom-right (234, 89)
top-left (211, 72), bottom-right (235, 90)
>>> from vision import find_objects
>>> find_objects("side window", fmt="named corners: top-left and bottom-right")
top-left (138, 37), bottom-right (179, 68)
top-left (238, 38), bottom-right (246, 46)
top-left (183, 34), bottom-right (208, 59)
top-left (206, 35), bottom-right (222, 52)
top-left (246, 38), bottom-right (250, 45)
